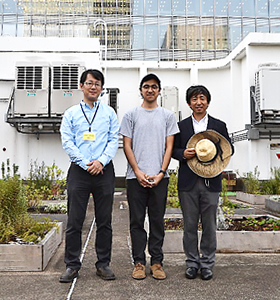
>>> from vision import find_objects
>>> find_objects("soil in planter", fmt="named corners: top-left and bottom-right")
top-left (164, 216), bottom-right (280, 231)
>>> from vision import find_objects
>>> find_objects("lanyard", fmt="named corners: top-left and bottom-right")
top-left (80, 102), bottom-right (100, 132)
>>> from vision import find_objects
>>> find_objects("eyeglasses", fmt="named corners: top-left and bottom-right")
top-left (142, 84), bottom-right (159, 90)
top-left (84, 81), bottom-right (102, 88)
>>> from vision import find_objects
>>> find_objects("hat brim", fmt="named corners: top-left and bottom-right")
top-left (187, 130), bottom-right (232, 178)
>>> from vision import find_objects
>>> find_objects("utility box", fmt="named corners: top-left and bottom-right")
top-left (255, 66), bottom-right (280, 111)
top-left (161, 86), bottom-right (179, 121)
top-left (50, 63), bottom-right (85, 116)
top-left (14, 62), bottom-right (50, 116)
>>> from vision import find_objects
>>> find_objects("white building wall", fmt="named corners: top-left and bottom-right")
top-left (0, 33), bottom-right (280, 180)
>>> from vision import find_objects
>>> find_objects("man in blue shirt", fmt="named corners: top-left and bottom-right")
top-left (59, 69), bottom-right (119, 283)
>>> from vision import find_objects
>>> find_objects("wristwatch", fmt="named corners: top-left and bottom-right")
top-left (159, 169), bottom-right (166, 176)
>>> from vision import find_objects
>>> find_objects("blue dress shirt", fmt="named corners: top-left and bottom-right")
top-left (60, 100), bottom-right (119, 170)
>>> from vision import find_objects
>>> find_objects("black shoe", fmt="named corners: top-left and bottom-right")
top-left (96, 266), bottom-right (116, 280)
top-left (201, 268), bottom-right (213, 280)
top-left (59, 268), bottom-right (79, 283)
top-left (185, 267), bottom-right (198, 279)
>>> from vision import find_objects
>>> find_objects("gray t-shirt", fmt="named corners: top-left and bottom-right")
top-left (120, 106), bottom-right (179, 179)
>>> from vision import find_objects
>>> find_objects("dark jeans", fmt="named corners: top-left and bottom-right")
top-left (127, 178), bottom-right (169, 266)
top-left (64, 162), bottom-right (115, 270)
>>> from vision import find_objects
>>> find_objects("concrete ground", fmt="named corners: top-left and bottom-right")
top-left (0, 191), bottom-right (280, 300)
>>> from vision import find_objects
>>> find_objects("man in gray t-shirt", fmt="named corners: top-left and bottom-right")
top-left (120, 73), bottom-right (179, 281)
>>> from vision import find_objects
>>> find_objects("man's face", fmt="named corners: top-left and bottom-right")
top-left (188, 93), bottom-right (208, 116)
top-left (80, 73), bottom-right (102, 103)
top-left (140, 79), bottom-right (160, 103)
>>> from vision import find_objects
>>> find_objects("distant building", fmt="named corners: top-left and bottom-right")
top-left (1, 0), bottom-right (280, 61)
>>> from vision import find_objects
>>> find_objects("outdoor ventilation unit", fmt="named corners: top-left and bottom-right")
top-left (107, 88), bottom-right (120, 113)
top-left (50, 63), bottom-right (85, 116)
top-left (14, 62), bottom-right (50, 116)
top-left (161, 86), bottom-right (179, 121)
top-left (255, 66), bottom-right (280, 111)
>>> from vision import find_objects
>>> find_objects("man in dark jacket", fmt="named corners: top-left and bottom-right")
top-left (172, 85), bottom-right (234, 281)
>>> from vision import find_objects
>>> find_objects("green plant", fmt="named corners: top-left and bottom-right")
top-left (1, 159), bottom-right (20, 179)
top-left (166, 170), bottom-right (180, 208)
top-left (261, 167), bottom-right (280, 195)
top-left (0, 174), bottom-right (57, 244)
top-left (25, 161), bottom-right (66, 206)
top-left (44, 203), bottom-right (67, 214)
top-left (167, 170), bottom-right (178, 198)
top-left (241, 167), bottom-right (261, 194)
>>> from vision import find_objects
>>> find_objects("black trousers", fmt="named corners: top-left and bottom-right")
top-left (127, 178), bottom-right (169, 266)
top-left (64, 162), bottom-right (115, 270)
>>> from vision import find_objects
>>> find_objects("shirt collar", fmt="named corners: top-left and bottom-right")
top-left (191, 113), bottom-right (208, 124)
top-left (81, 100), bottom-right (99, 109)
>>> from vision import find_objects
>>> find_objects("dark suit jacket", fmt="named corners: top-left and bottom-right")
top-left (172, 115), bottom-right (234, 192)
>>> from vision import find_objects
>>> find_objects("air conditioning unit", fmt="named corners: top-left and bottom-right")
top-left (161, 86), bottom-right (179, 121)
top-left (255, 66), bottom-right (280, 111)
top-left (14, 62), bottom-right (50, 116)
top-left (50, 63), bottom-right (85, 116)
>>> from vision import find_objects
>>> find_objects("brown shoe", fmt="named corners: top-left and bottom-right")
top-left (150, 263), bottom-right (166, 280)
top-left (132, 263), bottom-right (146, 280)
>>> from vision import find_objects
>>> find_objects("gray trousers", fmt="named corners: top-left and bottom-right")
top-left (179, 177), bottom-right (219, 270)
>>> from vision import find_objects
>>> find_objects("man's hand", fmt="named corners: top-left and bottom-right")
top-left (135, 170), bottom-right (153, 188)
top-left (183, 147), bottom-right (196, 160)
top-left (148, 172), bottom-right (165, 187)
top-left (87, 160), bottom-right (104, 175)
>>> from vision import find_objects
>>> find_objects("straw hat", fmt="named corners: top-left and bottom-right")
top-left (187, 130), bottom-right (232, 178)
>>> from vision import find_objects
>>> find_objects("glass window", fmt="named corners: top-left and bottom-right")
top-left (133, 0), bottom-right (144, 15)
top-left (215, 0), bottom-right (228, 16)
top-left (174, 23), bottom-right (187, 49)
top-left (173, 0), bottom-right (186, 16)
top-left (132, 25), bottom-right (144, 49)
top-left (201, 0), bottom-right (214, 16)
top-left (3, 0), bottom-right (17, 13)
top-left (271, 25), bottom-right (280, 33)
top-left (256, 0), bottom-right (268, 17)
top-left (145, 0), bottom-right (158, 15)
top-left (215, 18), bottom-right (229, 49)
top-left (187, 0), bottom-right (200, 15)
top-left (229, 18), bottom-right (242, 48)
top-left (243, 0), bottom-right (255, 17)
top-left (256, 18), bottom-right (269, 32)
top-left (243, 25), bottom-right (255, 37)
top-left (159, 0), bottom-right (171, 15)
top-left (228, 0), bottom-right (242, 16)
top-left (159, 23), bottom-right (170, 49)
top-left (145, 24), bottom-right (158, 48)
top-left (270, 0), bottom-right (280, 17)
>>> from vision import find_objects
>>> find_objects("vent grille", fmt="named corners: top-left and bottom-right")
top-left (53, 66), bottom-right (80, 90)
top-left (16, 66), bottom-right (43, 89)
top-left (254, 71), bottom-right (261, 111)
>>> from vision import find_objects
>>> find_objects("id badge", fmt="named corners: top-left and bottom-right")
top-left (83, 131), bottom-right (96, 141)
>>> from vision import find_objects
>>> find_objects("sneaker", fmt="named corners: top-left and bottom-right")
top-left (150, 263), bottom-right (166, 280)
top-left (132, 263), bottom-right (146, 280)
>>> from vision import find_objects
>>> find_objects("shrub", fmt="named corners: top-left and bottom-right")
top-left (0, 173), bottom-right (56, 244)
top-left (24, 161), bottom-right (66, 208)
top-left (242, 167), bottom-right (261, 194)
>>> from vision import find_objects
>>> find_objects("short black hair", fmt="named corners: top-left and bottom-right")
top-left (139, 73), bottom-right (161, 91)
top-left (80, 69), bottom-right (104, 87)
top-left (186, 85), bottom-right (211, 104)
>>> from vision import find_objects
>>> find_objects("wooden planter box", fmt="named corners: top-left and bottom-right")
top-left (236, 191), bottom-right (269, 205)
top-left (31, 213), bottom-right (68, 230)
top-left (0, 222), bottom-right (63, 272)
top-left (163, 229), bottom-right (280, 253)
top-left (265, 198), bottom-right (280, 213)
